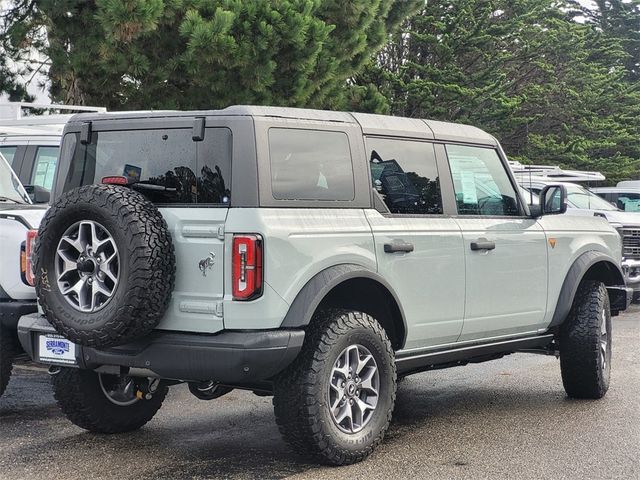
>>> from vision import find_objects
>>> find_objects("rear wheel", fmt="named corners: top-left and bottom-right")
top-left (0, 326), bottom-right (16, 397)
top-left (52, 368), bottom-right (168, 433)
top-left (273, 310), bottom-right (396, 465)
top-left (559, 280), bottom-right (612, 399)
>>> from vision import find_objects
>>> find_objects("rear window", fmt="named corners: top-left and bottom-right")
top-left (61, 128), bottom-right (231, 205)
top-left (269, 128), bottom-right (354, 201)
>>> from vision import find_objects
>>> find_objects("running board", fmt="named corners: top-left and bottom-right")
top-left (396, 334), bottom-right (555, 375)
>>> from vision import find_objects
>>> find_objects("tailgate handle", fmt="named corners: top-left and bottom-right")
top-left (470, 238), bottom-right (496, 251)
top-left (384, 241), bottom-right (414, 253)
top-left (182, 226), bottom-right (219, 238)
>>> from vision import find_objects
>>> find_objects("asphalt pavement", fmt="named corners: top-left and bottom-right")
top-left (1, 309), bottom-right (638, 480)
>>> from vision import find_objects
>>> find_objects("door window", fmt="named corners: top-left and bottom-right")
top-left (0, 146), bottom-right (17, 166)
top-left (613, 192), bottom-right (640, 212)
top-left (367, 138), bottom-right (442, 214)
top-left (446, 145), bottom-right (520, 216)
top-left (31, 146), bottom-right (60, 190)
top-left (269, 128), bottom-right (354, 201)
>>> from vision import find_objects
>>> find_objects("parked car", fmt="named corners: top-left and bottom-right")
top-left (18, 107), bottom-right (629, 465)
top-left (0, 103), bottom-right (105, 397)
top-left (0, 153), bottom-right (47, 397)
top-left (591, 187), bottom-right (640, 212)
top-left (520, 179), bottom-right (640, 298)
top-left (0, 102), bottom-right (105, 194)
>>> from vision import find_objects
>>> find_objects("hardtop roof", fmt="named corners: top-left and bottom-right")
top-left (66, 105), bottom-right (497, 145)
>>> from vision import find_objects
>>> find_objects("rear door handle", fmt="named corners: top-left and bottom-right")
top-left (470, 238), bottom-right (496, 251)
top-left (384, 241), bottom-right (414, 253)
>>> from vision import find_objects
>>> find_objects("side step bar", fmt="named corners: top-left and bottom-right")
top-left (396, 334), bottom-right (555, 376)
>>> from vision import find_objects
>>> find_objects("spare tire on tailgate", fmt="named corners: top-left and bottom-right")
top-left (35, 184), bottom-right (176, 348)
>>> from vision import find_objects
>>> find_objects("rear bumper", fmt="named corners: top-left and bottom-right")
top-left (0, 300), bottom-right (37, 330)
top-left (17, 314), bottom-right (305, 383)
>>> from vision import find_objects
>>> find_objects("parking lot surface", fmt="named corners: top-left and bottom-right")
top-left (1, 309), bottom-right (638, 480)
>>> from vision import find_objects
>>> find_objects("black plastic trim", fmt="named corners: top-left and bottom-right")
top-left (280, 264), bottom-right (407, 346)
top-left (17, 314), bottom-right (305, 383)
top-left (396, 333), bottom-right (554, 375)
top-left (0, 301), bottom-right (37, 330)
top-left (550, 251), bottom-right (626, 327)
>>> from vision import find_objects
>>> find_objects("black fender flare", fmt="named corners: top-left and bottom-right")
top-left (550, 250), bottom-right (625, 327)
top-left (280, 264), bottom-right (407, 345)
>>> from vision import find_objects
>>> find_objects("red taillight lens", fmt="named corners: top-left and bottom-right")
top-left (232, 234), bottom-right (263, 300)
top-left (25, 230), bottom-right (38, 286)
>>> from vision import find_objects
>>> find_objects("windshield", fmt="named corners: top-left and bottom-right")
top-left (565, 184), bottom-right (618, 211)
top-left (0, 153), bottom-right (30, 204)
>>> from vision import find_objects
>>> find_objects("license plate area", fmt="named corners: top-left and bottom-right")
top-left (37, 333), bottom-right (78, 365)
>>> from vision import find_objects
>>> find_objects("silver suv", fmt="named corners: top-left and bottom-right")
top-left (18, 107), bottom-right (630, 465)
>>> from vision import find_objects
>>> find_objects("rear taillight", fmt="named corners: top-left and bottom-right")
top-left (232, 234), bottom-right (263, 300)
top-left (25, 230), bottom-right (38, 286)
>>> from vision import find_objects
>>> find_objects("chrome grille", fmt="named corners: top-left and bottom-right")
top-left (620, 227), bottom-right (640, 258)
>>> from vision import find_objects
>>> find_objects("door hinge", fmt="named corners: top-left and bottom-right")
top-left (217, 225), bottom-right (225, 240)
top-left (215, 302), bottom-right (224, 317)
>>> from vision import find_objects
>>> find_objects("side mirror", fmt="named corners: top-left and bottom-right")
top-left (23, 185), bottom-right (51, 204)
top-left (538, 184), bottom-right (567, 216)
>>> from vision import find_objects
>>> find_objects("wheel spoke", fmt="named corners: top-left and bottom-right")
top-left (328, 343), bottom-right (380, 434)
top-left (56, 220), bottom-right (119, 313)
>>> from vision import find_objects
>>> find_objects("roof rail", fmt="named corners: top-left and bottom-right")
top-left (509, 160), bottom-right (605, 183)
top-left (0, 102), bottom-right (106, 121)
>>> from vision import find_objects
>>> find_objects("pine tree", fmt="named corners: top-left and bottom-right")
top-left (2, 0), bottom-right (421, 109)
top-left (357, 0), bottom-right (640, 183)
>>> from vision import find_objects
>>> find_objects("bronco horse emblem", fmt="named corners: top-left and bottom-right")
top-left (198, 252), bottom-right (216, 277)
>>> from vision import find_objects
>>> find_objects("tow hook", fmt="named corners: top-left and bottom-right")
top-left (48, 366), bottom-right (62, 376)
top-left (135, 378), bottom-right (161, 400)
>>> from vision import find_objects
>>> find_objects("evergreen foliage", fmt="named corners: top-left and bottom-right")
top-left (1, 0), bottom-right (638, 182)
top-left (357, 0), bottom-right (640, 183)
top-left (1, 0), bottom-right (421, 109)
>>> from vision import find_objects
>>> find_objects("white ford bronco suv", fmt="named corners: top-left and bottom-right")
top-left (17, 107), bottom-right (630, 465)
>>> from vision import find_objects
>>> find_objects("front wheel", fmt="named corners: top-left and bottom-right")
top-left (559, 280), bottom-right (612, 399)
top-left (52, 368), bottom-right (168, 433)
top-left (273, 310), bottom-right (396, 465)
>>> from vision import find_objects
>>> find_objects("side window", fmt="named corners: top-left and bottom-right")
top-left (446, 145), bottom-right (520, 216)
top-left (0, 146), bottom-right (17, 166)
top-left (269, 128), bottom-right (354, 201)
top-left (366, 137), bottom-right (442, 215)
top-left (31, 146), bottom-right (60, 190)
top-left (617, 192), bottom-right (640, 212)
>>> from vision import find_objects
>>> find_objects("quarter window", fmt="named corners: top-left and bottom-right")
top-left (446, 145), bottom-right (520, 216)
top-left (269, 128), bottom-right (354, 201)
top-left (367, 138), bottom-right (443, 215)
top-left (31, 146), bottom-right (60, 190)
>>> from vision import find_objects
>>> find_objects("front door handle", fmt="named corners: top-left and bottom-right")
top-left (384, 241), bottom-right (414, 253)
top-left (470, 238), bottom-right (496, 251)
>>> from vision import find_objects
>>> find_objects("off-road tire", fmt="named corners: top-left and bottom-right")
top-left (273, 310), bottom-right (396, 465)
top-left (52, 368), bottom-right (168, 433)
top-left (559, 280), bottom-right (612, 399)
top-left (36, 184), bottom-right (175, 348)
top-left (0, 326), bottom-right (16, 397)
